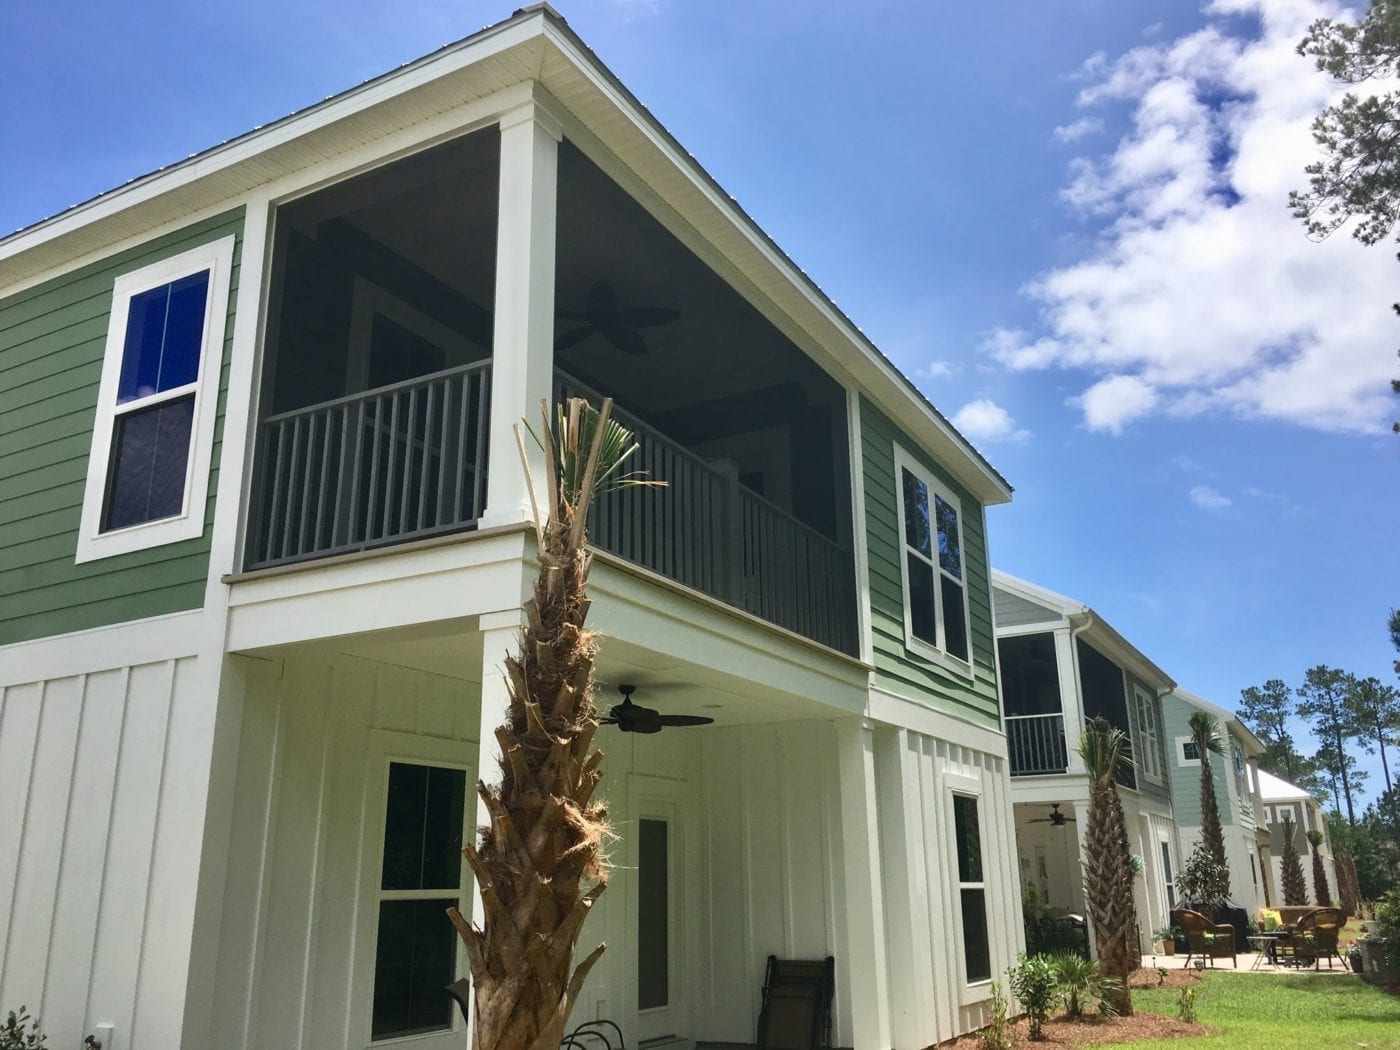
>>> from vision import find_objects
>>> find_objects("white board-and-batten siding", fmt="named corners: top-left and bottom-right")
top-left (0, 657), bottom-right (204, 1050)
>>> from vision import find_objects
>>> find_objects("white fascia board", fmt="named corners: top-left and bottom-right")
top-left (989, 569), bottom-right (1085, 620)
top-left (1174, 687), bottom-right (1266, 755)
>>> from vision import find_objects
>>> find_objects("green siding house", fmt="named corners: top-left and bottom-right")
top-left (0, 8), bottom-right (1024, 1050)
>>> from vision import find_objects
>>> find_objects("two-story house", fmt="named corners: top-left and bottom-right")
top-left (1161, 689), bottom-right (1270, 914)
top-left (1258, 769), bottom-right (1339, 908)
top-left (991, 571), bottom-right (1177, 952)
top-left (0, 7), bottom-right (1025, 1050)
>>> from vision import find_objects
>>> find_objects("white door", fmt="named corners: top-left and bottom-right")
top-left (635, 799), bottom-right (684, 1044)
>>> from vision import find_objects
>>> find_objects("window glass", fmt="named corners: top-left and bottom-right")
top-left (116, 271), bottom-right (209, 404)
top-left (960, 888), bottom-right (991, 981)
top-left (954, 795), bottom-right (983, 881)
top-left (373, 762), bottom-right (466, 1042)
top-left (1183, 740), bottom-right (1200, 761)
top-left (103, 396), bottom-right (196, 530)
top-left (941, 576), bottom-right (969, 661)
top-left (901, 468), bottom-right (931, 557)
top-left (907, 554), bottom-right (937, 645)
top-left (953, 794), bottom-right (991, 983)
top-left (1161, 842), bottom-right (1176, 908)
top-left (637, 819), bottom-right (670, 1011)
top-left (935, 494), bottom-right (961, 579)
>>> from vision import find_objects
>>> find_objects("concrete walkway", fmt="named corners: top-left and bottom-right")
top-left (1141, 949), bottom-right (1354, 974)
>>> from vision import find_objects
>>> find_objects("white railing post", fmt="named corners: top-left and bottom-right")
top-left (480, 92), bottom-right (562, 529)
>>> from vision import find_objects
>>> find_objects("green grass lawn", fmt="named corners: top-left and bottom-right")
top-left (1115, 973), bottom-right (1400, 1049)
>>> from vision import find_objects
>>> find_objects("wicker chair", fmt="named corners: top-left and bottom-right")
top-left (1178, 909), bottom-right (1237, 969)
top-left (1279, 907), bottom-right (1345, 970)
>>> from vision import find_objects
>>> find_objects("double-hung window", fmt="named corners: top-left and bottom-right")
top-left (894, 447), bottom-right (971, 671)
top-left (75, 236), bottom-right (235, 562)
top-left (1131, 686), bottom-right (1162, 782)
top-left (952, 793), bottom-right (992, 985)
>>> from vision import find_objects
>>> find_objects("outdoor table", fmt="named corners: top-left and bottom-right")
top-left (1248, 933), bottom-right (1281, 970)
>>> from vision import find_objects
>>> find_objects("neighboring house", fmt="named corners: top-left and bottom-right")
top-left (1258, 769), bottom-right (1339, 908)
top-left (0, 7), bottom-right (1024, 1050)
top-left (1162, 689), bottom-right (1270, 914)
top-left (992, 571), bottom-right (1178, 953)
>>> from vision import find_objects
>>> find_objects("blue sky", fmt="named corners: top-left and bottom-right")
top-left (2, 1), bottom-right (1396, 806)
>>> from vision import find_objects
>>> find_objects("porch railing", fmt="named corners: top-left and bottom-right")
top-left (246, 361), bottom-right (491, 569)
top-left (1006, 713), bottom-right (1069, 776)
top-left (557, 373), bottom-right (857, 654)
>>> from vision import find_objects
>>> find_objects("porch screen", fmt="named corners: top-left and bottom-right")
top-left (372, 762), bottom-right (467, 1040)
top-left (953, 794), bottom-right (991, 983)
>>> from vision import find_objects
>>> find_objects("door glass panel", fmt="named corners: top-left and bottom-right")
top-left (638, 818), bottom-right (669, 1010)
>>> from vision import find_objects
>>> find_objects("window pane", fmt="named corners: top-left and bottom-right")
top-left (954, 795), bottom-right (983, 883)
top-left (102, 395), bottom-right (195, 531)
top-left (1183, 740), bottom-right (1200, 761)
top-left (935, 494), bottom-right (961, 579)
top-left (637, 819), bottom-right (669, 1011)
top-left (901, 468), bottom-right (931, 557)
top-left (117, 271), bottom-right (209, 404)
top-left (960, 888), bottom-right (991, 982)
top-left (906, 554), bottom-right (937, 645)
top-left (941, 577), bottom-right (968, 661)
top-left (372, 897), bottom-right (458, 1040)
top-left (382, 763), bottom-right (466, 891)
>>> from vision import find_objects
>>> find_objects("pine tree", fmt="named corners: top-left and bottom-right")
top-left (1280, 813), bottom-right (1308, 906)
top-left (1346, 676), bottom-right (1400, 796)
top-left (1305, 829), bottom-right (1333, 906)
top-left (1075, 716), bottom-right (1135, 1016)
top-left (1298, 666), bottom-right (1364, 824)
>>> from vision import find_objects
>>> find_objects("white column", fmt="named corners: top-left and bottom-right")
top-left (480, 97), bottom-right (562, 529)
top-left (1056, 628), bottom-right (1087, 775)
top-left (836, 720), bottom-right (893, 1049)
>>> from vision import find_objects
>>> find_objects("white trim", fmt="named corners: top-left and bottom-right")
top-left (74, 235), bottom-right (236, 562)
top-left (867, 685), bottom-right (1007, 757)
top-left (1175, 735), bottom-right (1201, 767)
top-left (0, 608), bottom-right (205, 686)
top-left (846, 388), bottom-right (875, 665)
top-left (1130, 683), bottom-right (1163, 785)
top-left (942, 772), bottom-right (993, 1003)
top-left (891, 444), bottom-right (974, 679)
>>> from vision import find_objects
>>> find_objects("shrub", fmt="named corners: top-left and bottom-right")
top-left (1176, 986), bottom-right (1197, 1024)
top-left (1051, 952), bottom-right (1124, 1019)
top-left (1156, 966), bottom-right (1168, 986)
top-left (977, 981), bottom-right (1012, 1050)
top-left (1008, 953), bottom-right (1060, 1041)
top-left (1373, 888), bottom-right (1400, 969)
top-left (0, 1008), bottom-right (46, 1050)
top-left (1178, 840), bottom-right (1230, 905)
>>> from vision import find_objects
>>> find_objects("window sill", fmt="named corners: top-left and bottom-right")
top-left (904, 634), bottom-right (975, 681)
top-left (960, 979), bottom-right (995, 1006)
top-left (75, 507), bottom-right (204, 563)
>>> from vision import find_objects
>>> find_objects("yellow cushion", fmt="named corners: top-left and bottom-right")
top-left (1260, 908), bottom-right (1282, 926)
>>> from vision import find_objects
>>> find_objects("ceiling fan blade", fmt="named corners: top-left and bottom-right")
top-left (554, 325), bottom-right (597, 351)
top-left (654, 715), bottom-right (715, 727)
top-left (617, 306), bottom-right (681, 328)
top-left (602, 324), bottom-right (649, 356)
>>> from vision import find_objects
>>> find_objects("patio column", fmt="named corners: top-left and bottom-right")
top-left (480, 94), bottom-right (562, 530)
top-left (836, 720), bottom-right (893, 1049)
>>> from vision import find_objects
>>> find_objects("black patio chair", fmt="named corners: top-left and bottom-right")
top-left (757, 954), bottom-right (835, 1050)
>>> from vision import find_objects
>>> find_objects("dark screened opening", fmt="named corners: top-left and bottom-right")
top-left (998, 633), bottom-right (1061, 716)
top-left (638, 818), bottom-right (669, 1011)
top-left (1077, 639), bottom-right (1135, 790)
top-left (263, 128), bottom-right (499, 416)
top-left (554, 141), bottom-right (850, 545)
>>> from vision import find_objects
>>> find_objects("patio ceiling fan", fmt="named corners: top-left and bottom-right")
top-left (555, 281), bottom-right (680, 357)
top-left (1027, 803), bottom-right (1076, 827)
top-left (600, 683), bottom-right (714, 734)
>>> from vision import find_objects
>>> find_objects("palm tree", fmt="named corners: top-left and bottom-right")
top-left (1305, 829), bottom-right (1333, 906)
top-left (1074, 716), bottom-right (1135, 1016)
top-left (1188, 711), bottom-right (1229, 874)
top-left (1280, 812), bottom-right (1308, 906)
top-left (447, 397), bottom-right (662, 1050)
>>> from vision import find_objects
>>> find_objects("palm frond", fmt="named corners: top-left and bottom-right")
top-left (1187, 711), bottom-right (1224, 756)
top-left (1075, 716), bottom-right (1130, 782)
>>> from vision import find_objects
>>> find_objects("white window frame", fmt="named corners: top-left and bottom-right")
top-left (75, 236), bottom-right (236, 563)
top-left (1131, 685), bottom-right (1163, 783)
top-left (1176, 735), bottom-right (1200, 767)
top-left (892, 445), bottom-right (974, 678)
top-left (1159, 837), bottom-right (1177, 910)
top-left (944, 771), bottom-right (993, 1002)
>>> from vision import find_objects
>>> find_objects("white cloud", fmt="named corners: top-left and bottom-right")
top-left (950, 399), bottom-right (1030, 442)
top-left (993, 0), bottom-right (1399, 435)
top-left (919, 359), bottom-right (957, 379)
top-left (1053, 117), bottom-right (1104, 143)
top-left (1189, 484), bottom-right (1233, 510)
top-left (1073, 374), bottom-right (1158, 433)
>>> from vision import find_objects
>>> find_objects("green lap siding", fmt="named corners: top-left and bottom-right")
top-left (1163, 693), bottom-right (1238, 826)
top-left (0, 210), bottom-right (244, 645)
top-left (860, 396), bottom-right (1000, 728)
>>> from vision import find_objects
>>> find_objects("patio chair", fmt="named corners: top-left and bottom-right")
top-left (756, 954), bottom-right (835, 1050)
top-left (1177, 909), bottom-right (1237, 969)
top-left (1280, 907), bottom-right (1346, 970)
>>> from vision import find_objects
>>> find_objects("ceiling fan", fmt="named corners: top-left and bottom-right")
top-left (555, 281), bottom-right (680, 357)
top-left (600, 684), bottom-right (714, 734)
top-left (1027, 803), bottom-right (1077, 827)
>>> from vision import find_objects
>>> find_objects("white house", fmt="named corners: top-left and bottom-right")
top-left (0, 6), bottom-right (1026, 1049)
top-left (1258, 769), bottom-right (1339, 908)
top-left (992, 571), bottom-right (1179, 953)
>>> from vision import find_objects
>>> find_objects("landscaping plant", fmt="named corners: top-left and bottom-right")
top-left (447, 397), bottom-right (662, 1050)
top-left (0, 1008), bottom-right (45, 1050)
top-left (1007, 953), bottom-right (1060, 1041)
top-left (1074, 716), bottom-right (1135, 1015)
top-left (976, 981), bottom-right (1012, 1050)
top-left (1052, 951), bottom-right (1122, 1019)
top-left (1305, 829), bottom-right (1333, 906)
top-left (1374, 888), bottom-right (1400, 969)
top-left (1178, 839), bottom-right (1231, 905)
top-left (1176, 986), bottom-right (1197, 1024)
top-left (1280, 812), bottom-right (1308, 906)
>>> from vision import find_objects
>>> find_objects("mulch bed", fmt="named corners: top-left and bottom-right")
top-left (942, 1012), bottom-right (1215, 1047)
